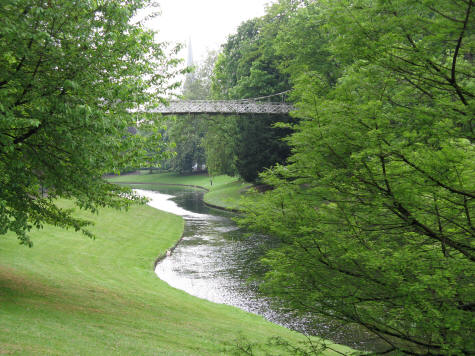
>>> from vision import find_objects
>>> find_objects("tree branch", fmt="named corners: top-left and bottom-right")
top-left (451, 0), bottom-right (472, 96)
top-left (387, 201), bottom-right (475, 261)
top-left (393, 152), bottom-right (475, 199)
top-left (13, 123), bottom-right (43, 144)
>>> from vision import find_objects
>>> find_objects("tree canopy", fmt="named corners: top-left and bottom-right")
top-left (237, 0), bottom-right (475, 354)
top-left (211, 16), bottom-right (295, 183)
top-left (161, 51), bottom-right (218, 175)
top-left (0, 0), bottom-right (182, 245)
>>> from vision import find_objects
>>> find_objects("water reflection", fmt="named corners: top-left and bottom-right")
top-left (137, 188), bottom-right (278, 315)
top-left (137, 189), bottom-right (210, 219)
top-left (135, 186), bottom-right (380, 352)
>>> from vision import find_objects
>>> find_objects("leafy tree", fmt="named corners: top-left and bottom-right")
top-left (0, 0), bottom-right (182, 245)
top-left (166, 115), bottom-right (206, 174)
top-left (234, 113), bottom-right (292, 183)
top-left (202, 115), bottom-right (238, 179)
top-left (239, 0), bottom-right (474, 354)
top-left (164, 52), bottom-right (219, 174)
top-left (183, 50), bottom-right (217, 101)
top-left (270, 0), bottom-right (340, 93)
top-left (211, 16), bottom-right (294, 183)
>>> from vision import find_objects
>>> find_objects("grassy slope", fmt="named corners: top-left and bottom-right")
top-left (108, 172), bottom-right (250, 210)
top-left (203, 180), bottom-right (251, 210)
top-left (0, 201), bottom-right (352, 355)
top-left (108, 172), bottom-right (236, 191)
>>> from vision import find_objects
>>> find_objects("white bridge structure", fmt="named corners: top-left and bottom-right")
top-left (154, 99), bottom-right (294, 115)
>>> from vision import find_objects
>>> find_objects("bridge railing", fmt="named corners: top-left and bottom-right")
top-left (153, 99), bottom-right (294, 115)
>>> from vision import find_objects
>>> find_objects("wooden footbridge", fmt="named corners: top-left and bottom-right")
top-left (153, 91), bottom-right (293, 116)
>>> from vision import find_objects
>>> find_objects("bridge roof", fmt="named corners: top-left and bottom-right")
top-left (153, 100), bottom-right (293, 115)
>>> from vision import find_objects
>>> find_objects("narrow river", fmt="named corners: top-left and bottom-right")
top-left (136, 185), bottom-right (381, 352)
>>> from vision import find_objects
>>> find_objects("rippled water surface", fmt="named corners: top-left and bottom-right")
top-left (138, 187), bottom-right (283, 320)
top-left (136, 186), bottom-right (382, 351)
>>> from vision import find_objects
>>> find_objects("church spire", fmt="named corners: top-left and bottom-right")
top-left (183, 37), bottom-right (196, 96)
top-left (186, 37), bottom-right (194, 67)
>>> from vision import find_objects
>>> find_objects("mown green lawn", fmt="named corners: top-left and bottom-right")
top-left (108, 172), bottom-right (251, 210)
top-left (203, 180), bottom-right (252, 211)
top-left (108, 172), bottom-right (236, 191)
top-left (0, 200), bottom-right (352, 355)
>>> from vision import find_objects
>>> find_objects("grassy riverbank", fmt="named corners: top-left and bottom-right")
top-left (108, 172), bottom-right (251, 210)
top-left (0, 200), bottom-right (352, 355)
top-left (203, 180), bottom-right (251, 211)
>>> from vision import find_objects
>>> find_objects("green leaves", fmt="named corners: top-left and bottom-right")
top-left (0, 0), bottom-right (183, 244)
top-left (236, 0), bottom-right (475, 353)
top-left (210, 14), bottom-right (295, 182)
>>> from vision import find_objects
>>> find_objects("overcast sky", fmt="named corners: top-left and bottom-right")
top-left (147, 0), bottom-right (271, 63)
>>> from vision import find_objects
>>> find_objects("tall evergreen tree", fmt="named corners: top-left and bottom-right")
top-left (212, 17), bottom-right (294, 183)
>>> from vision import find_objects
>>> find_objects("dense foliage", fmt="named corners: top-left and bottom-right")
top-left (165, 114), bottom-right (207, 174)
top-left (0, 0), bottom-right (182, 245)
top-left (162, 52), bottom-right (218, 174)
top-left (211, 16), bottom-right (294, 183)
top-left (238, 0), bottom-right (475, 354)
top-left (166, 13), bottom-right (297, 182)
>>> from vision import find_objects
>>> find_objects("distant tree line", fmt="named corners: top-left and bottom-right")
top-left (162, 14), bottom-right (296, 182)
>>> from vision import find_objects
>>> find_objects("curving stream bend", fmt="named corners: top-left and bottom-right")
top-left (137, 187), bottom-right (286, 322)
top-left (136, 186), bottom-right (381, 352)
